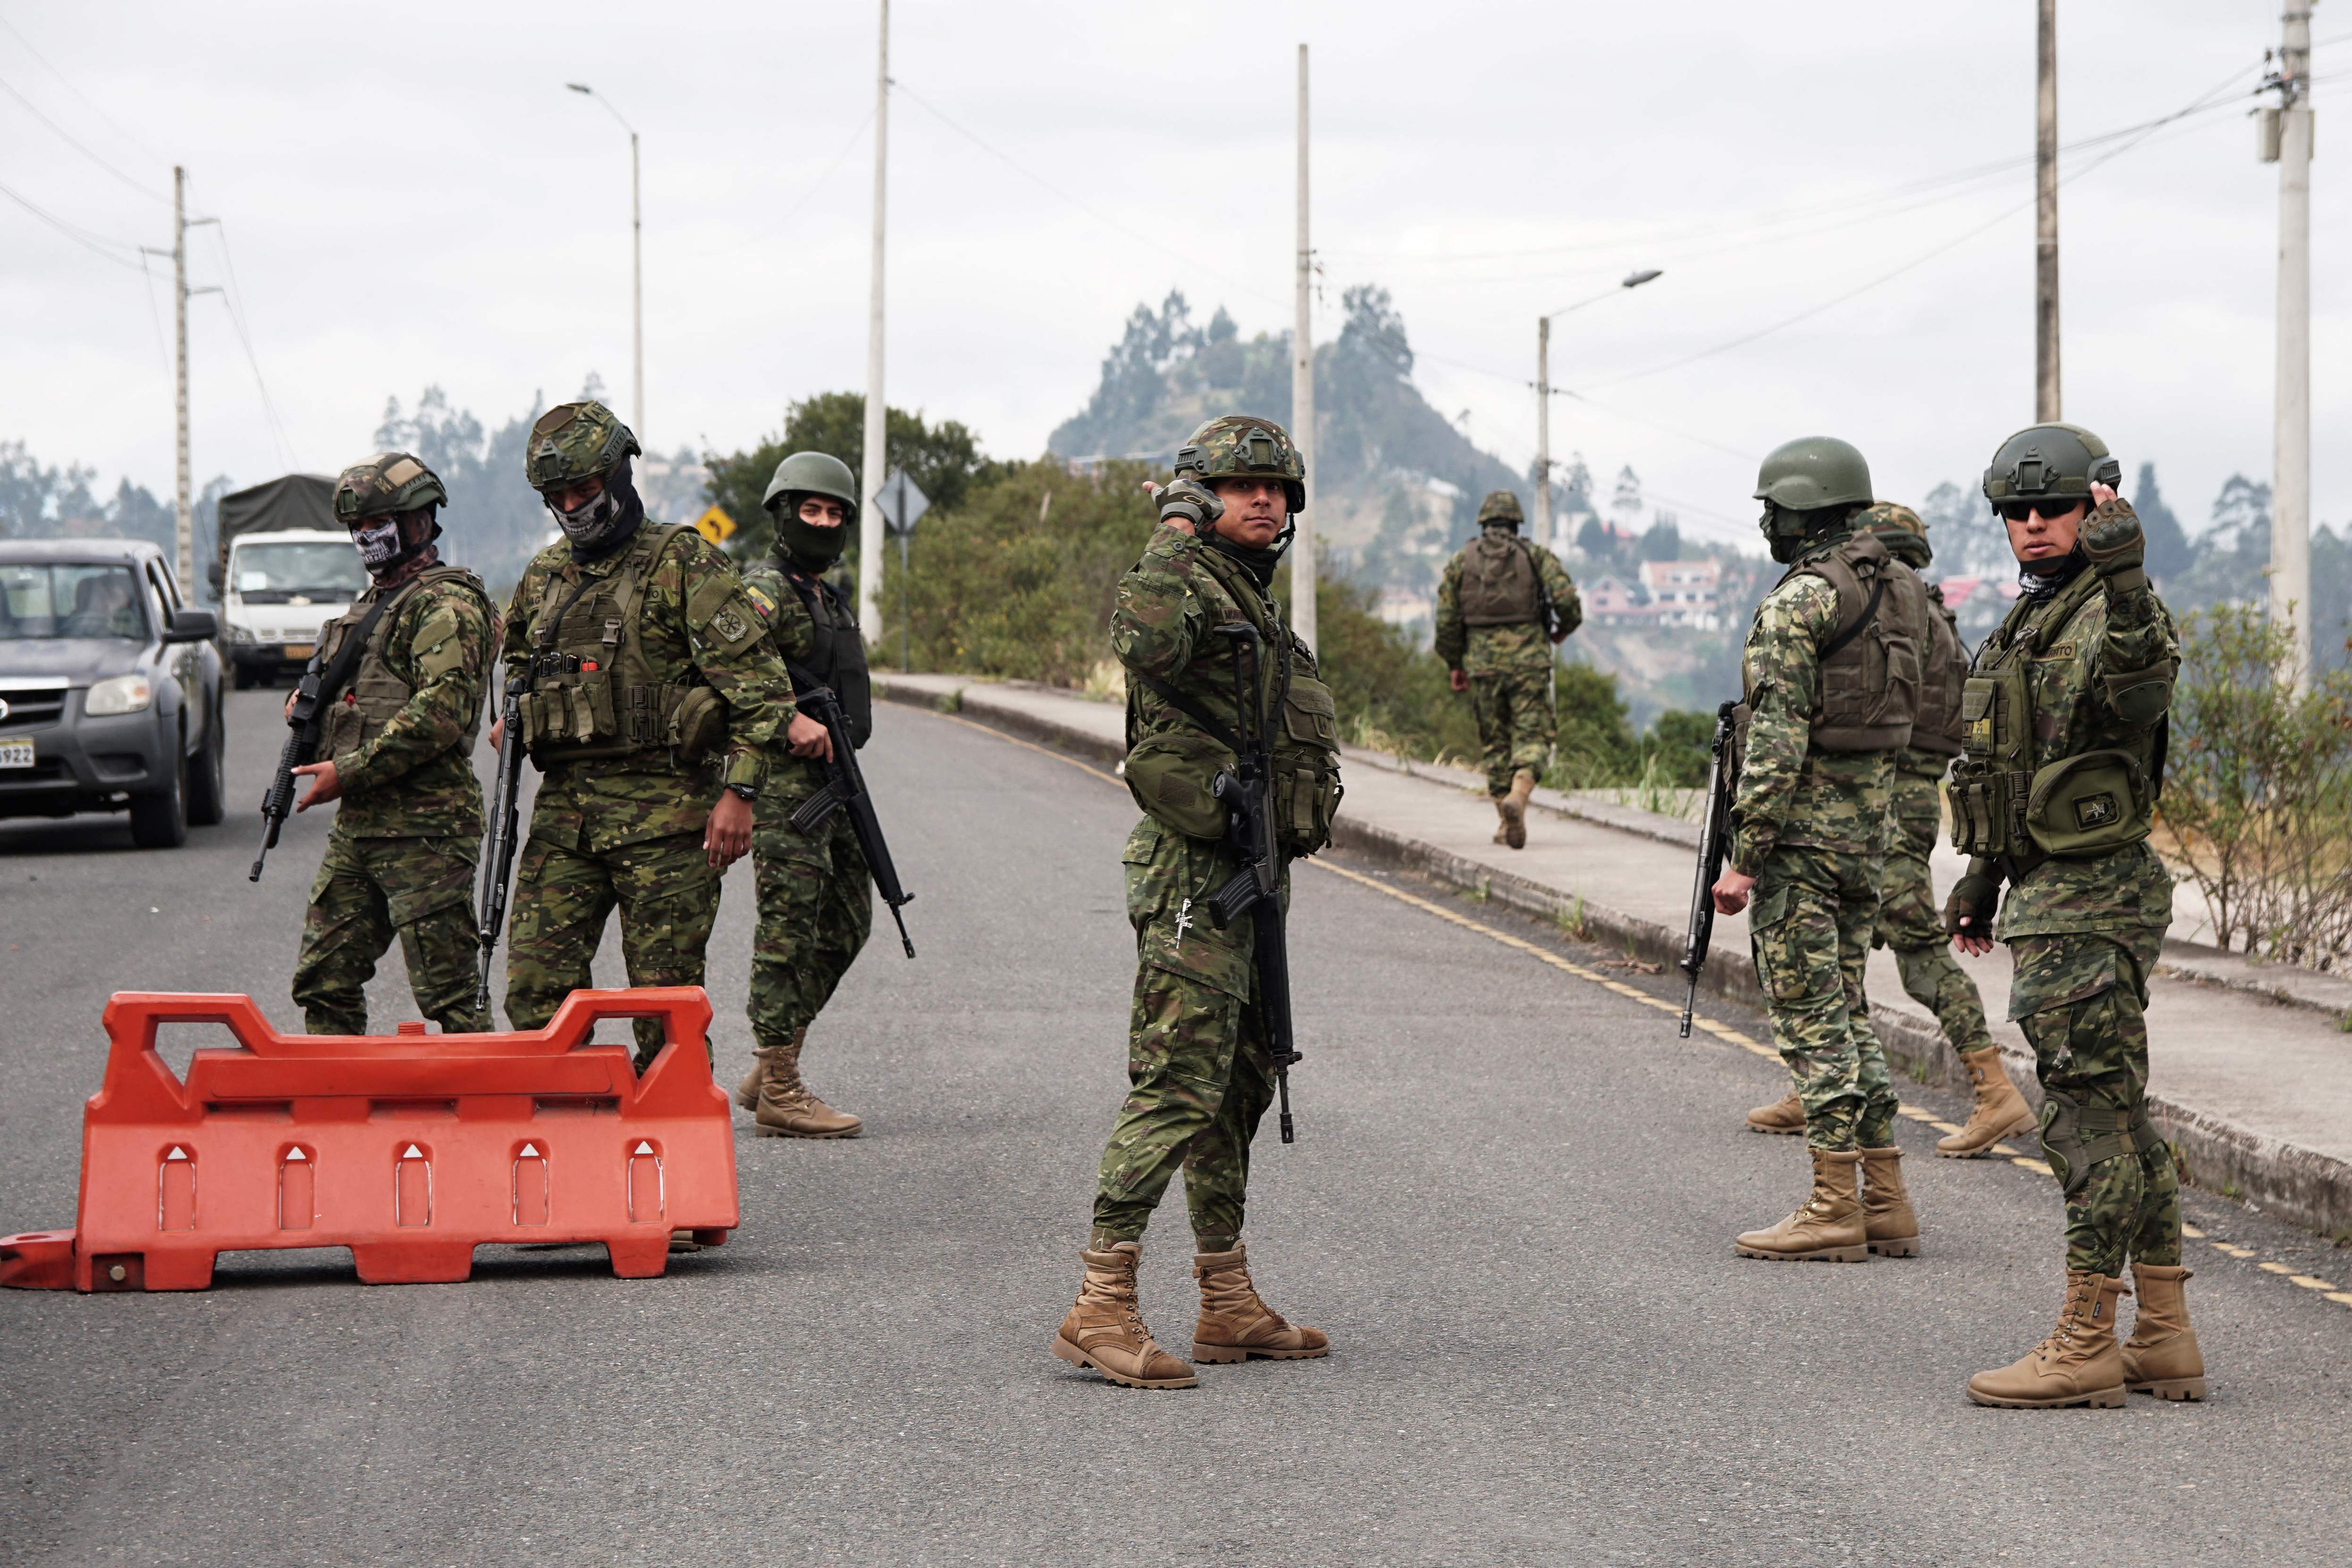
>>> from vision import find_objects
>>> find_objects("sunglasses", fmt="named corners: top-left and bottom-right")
top-left (1995, 499), bottom-right (2084, 524)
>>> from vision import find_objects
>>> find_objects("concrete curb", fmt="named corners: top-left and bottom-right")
top-left (880, 673), bottom-right (2352, 1240)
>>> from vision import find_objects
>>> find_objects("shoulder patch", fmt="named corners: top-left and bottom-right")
top-left (743, 583), bottom-right (779, 621)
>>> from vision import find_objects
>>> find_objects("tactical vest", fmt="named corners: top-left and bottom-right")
top-left (516, 523), bottom-right (726, 767)
top-left (1457, 530), bottom-right (1544, 627)
top-left (1947, 568), bottom-right (2164, 870)
top-left (768, 561), bottom-right (873, 749)
top-left (315, 566), bottom-right (489, 759)
top-left (1743, 532), bottom-right (1923, 753)
top-left (1908, 584), bottom-right (1968, 757)
top-left (1123, 544), bottom-right (1343, 856)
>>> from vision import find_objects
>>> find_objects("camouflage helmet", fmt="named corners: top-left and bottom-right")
top-left (333, 451), bottom-right (446, 522)
top-left (1981, 423), bottom-right (2121, 507)
top-left (761, 450), bottom-right (859, 523)
top-left (524, 400), bottom-right (641, 494)
top-left (1753, 436), bottom-right (1873, 511)
top-left (1476, 490), bottom-right (1525, 528)
top-left (1859, 500), bottom-right (1925, 536)
top-left (1173, 415), bottom-right (1305, 514)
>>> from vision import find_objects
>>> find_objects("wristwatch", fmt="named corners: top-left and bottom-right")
top-left (726, 782), bottom-right (758, 803)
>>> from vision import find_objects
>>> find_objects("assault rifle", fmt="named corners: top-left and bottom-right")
top-left (250, 593), bottom-right (393, 882)
top-left (786, 676), bottom-right (916, 959)
top-left (474, 672), bottom-right (529, 1010)
top-left (1678, 700), bottom-right (1739, 1037)
top-left (1200, 622), bottom-right (1304, 1144)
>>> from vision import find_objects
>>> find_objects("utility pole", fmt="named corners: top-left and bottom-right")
top-left (171, 166), bottom-right (192, 595)
top-left (1290, 42), bottom-right (1317, 655)
top-left (1533, 317), bottom-right (1553, 550)
top-left (629, 127), bottom-right (642, 444)
top-left (2267, 1), bottom-right (2315, 683)
top-left (2035, 0), bottom-right (2061, 421)
top-left (856, 0), bottom-right (892, 645)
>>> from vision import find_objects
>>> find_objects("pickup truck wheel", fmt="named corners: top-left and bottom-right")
top-left (129, 737), bottom-right (190, 848)
top-left (186, 703), bottom-right (226, 826)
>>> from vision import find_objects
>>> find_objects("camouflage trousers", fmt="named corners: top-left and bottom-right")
top-left (292, 832), bottom-right (491, 1037)
top-left (1092, 817), bottom-right (1280, 1249)
top-left (505, 830), bottom-right (720, 1069)
top-left (2010, 928), bottom-right (2181, 1276)
top-left (747, 805), bottom-right (872, 1052)
top-left (1468, 667), bottom-right (1554, 795)
top-left (1749, 845), bottom-right (1897, 1152)
top-left (1872, 777), bottom-right (1993, 1057)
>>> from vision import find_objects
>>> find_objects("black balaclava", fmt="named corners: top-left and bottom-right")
top-left (775, 494), bottom-right (850, 573)
top-left (551, 458), bottom-right (645, 562)
top-left (1762, 502), bottom-right (1858, 565)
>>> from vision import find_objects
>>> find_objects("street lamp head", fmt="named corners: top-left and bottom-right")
top-left (1623, 269), bottom-right (1663, 288)
top-left (566, 82), bottom-right (593, 94)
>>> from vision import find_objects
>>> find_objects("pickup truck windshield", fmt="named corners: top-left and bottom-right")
top-left (0, 564), bottom-right (148, 640)
top-left (232, 541), bottom-right (367, 602)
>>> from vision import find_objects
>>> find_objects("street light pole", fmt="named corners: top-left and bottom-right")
top-left (1533, 269), bottom-right (1660, 558)
top-left (859, 0), bottom-right (892, 646)
top-left (566, 83), bottom-right (643, 444)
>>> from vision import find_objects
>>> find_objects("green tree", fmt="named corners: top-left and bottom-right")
top-left (705, 392), bottom-right (1002, 564)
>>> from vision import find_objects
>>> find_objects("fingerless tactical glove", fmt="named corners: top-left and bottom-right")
top-left (1943, 867), bottom-right (2002, 940)
top-left (1157, 477), bottom-right (1224, 531)
top-left (2080, 498), bottom-right (2148, 593)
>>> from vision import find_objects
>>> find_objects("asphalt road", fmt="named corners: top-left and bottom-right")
top-left (2, 687), bottom-right (2349, 1566)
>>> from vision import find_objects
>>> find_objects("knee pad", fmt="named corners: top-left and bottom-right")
top-left (2038, 1088), bottom-right (2153, 1198)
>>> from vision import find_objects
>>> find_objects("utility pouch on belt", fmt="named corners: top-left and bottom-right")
top-left (1273, 672), bottom-right (1343, 857)
top-left (2024, 749), bottom-right (2153, 858)
top-left (1124, 729), bottom-right (1238, 841)
top-left (670, 684), bottom-right (727, 766)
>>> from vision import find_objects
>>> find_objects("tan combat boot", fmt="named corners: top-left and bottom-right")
top-left (1859, 1146), bottom-right (1919, 1257)
top-left (1936, 1047), bottom-right (2036, 1158)
top-left (1192, 1244), bottom-right (1330, 1364)
top-left (1491, 795), bottom-right (1512, 845)
top-left (1966, 1270), bottom-right (2129, 1408)
top-left (1745, 1090), bottom-right (1805, 1135)
top-left (753, 1026), bottom-right (863, 1139)
top-left (1051, 1242), bottom-right (1198, 1389)
top-left (733, 1046), bottom-right (782, 1112)
top-left (1734, 1148), bottom-right (1869, 1262)
top-left (1499, 768), bottom-right (1536, 850)
top-left (2122, 1263), bottom-right (2206, 1401)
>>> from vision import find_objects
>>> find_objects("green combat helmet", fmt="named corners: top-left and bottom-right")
top-left (1860, 500), bottom-right (1930, 570)
top-left (1981, 423), bottom-right (2122, 508)
top-left (1174, 415), bottom-right (1306, 515)
top-left (1755, 436), bottom-right (1872, 562)
top-left (524, 400), bottom-right (641, 494)
top-left (763, 450), bottom-right (859, 568)
top-left (1476, 490), bottom-right (1525, 529)
top-left (333, 451), bottom-right (446, 521)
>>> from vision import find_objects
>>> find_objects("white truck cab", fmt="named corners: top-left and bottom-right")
top-left (221, 529), bottom-right (368, 688)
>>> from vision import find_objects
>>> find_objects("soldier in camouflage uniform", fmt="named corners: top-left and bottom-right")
top-left (1744, 502), bottom-right (2034, 1156)
top-left (1951, 425), bottom-right (2204, 1408)
top-left (1433, 490), bottom-right (1580, 848)
top-left (288, 452), bottom-right (497, 1035)
top-left (1711, 438), bottom-right (1927, 1265)
top-left (1053, 416), bottom-right (1339, 1392)
top-left (731, 450), bottom-right (873, 1139)
top-left (497, 401), bottom-right (795, 1070)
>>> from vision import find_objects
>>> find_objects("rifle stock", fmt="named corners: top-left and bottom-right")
top-left (791, 680), bottom-right (916, 959)
top-left (474, 675), bottom-right (528, 1010)
top-left (1678, 700), bottom-right (1739, 1037)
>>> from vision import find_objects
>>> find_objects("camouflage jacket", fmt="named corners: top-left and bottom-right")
top-left (1115, 524), bottom-right (1312, 758)
top-left (1729, 529), bottom-right (1893, 872)
top-left (1433, 529), bottom-right (1582, 676)
top-left (500, 525), bottom-right (794, 853)
top-left (1982, 556), bottom-right (2180, 939)
top-left (328, 569), bottom-right (496, 839)
top-left (739, 558), bottom-right (853, 810)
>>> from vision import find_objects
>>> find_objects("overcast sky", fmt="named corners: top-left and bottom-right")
top-left (2, 1), bottom-right (2344, 548)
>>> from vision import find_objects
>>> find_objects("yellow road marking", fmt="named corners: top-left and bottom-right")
top-left (933, 706), bottom-right (2352, 1319)
top-left (2181, 1224), bottom-right (2206, 1238)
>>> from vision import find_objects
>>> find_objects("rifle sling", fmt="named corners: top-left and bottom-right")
top-left (1815, 574), bottom-right (1887, 663)
top-left (299, 586), bottom-right (402, 741)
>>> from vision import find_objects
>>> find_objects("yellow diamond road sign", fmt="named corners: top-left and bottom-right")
top-left (694, 505), bottom-right (736, 544)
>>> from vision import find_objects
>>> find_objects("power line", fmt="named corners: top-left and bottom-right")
top-left (0, 14), bottom-right (174, 165)
top-left (893, 80), bottom-right (1286, 311)
top-left (0, 174), bottom-right (145, 268)
top-left (183, 179), bottom-right (295, 470)
top-left (0, 70), bottom-right (168, 203)
top-left (701, 107), bottom-right (874, 257)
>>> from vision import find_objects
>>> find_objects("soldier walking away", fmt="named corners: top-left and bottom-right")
top-left (1053, 416), bottom-right (1341, 1390)
top-left (1949, 425), bottom-right (2203, 1409)
top-left (1710, 438), bottom-right (1928, 1265)
top-left (1744, 502), bottom-right (2033, 1157)
top-left (732, 451), bottom-right (874, 1139)
top-left (1433, 490), bottom-right (1580, 848)
top-left (287, 453), bottom-right (497, 1036)
top-left (497, 400), bottom-right (795, 1074)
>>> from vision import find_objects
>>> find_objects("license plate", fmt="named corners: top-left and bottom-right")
top-left (0, 738), bottom-right (33, 769)
top-left (283, 643), bottom-right (314, 660)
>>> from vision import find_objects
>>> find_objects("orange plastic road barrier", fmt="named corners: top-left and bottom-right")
top-left (0, 987), bottom-right (737, 1292)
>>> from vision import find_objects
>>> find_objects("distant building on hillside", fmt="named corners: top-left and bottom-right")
top-left (1639, 559), bottom-right (1721, 628)
top-left (1585, 574), bottom-right (1657, 626)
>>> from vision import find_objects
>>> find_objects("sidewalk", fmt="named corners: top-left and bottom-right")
top-left (877, 672), bottom-right (2352, 1241)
